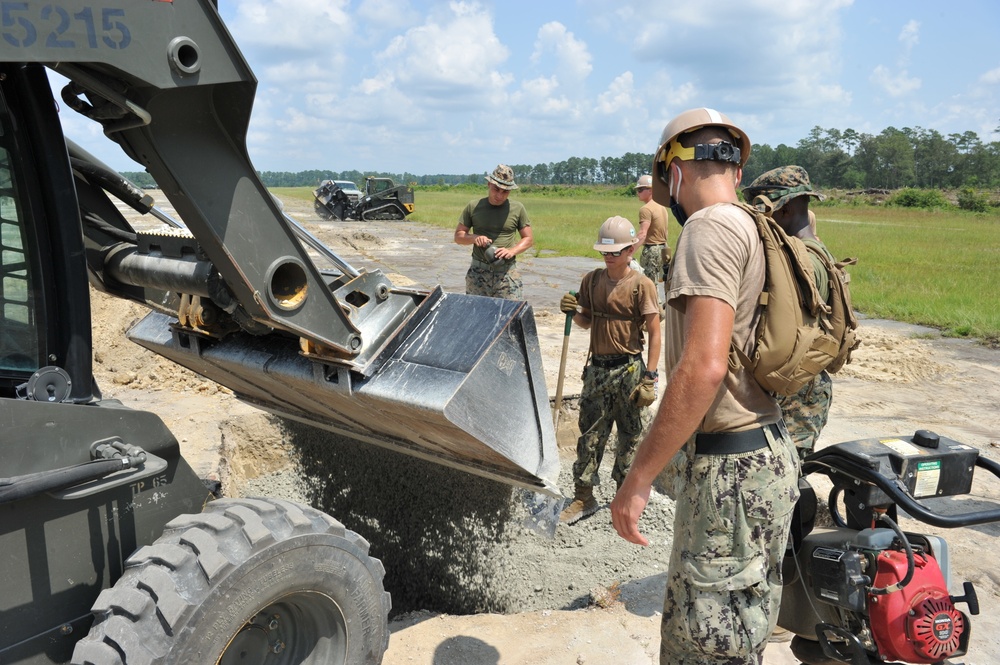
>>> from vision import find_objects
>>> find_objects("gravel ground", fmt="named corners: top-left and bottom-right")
top-left (238, 414), bottom-right (677, 617)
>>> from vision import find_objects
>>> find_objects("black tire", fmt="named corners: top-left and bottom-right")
top-left (72, 498), bottom-right (390, 665)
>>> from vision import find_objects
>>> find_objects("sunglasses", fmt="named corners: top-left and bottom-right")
top-left (599, 249), bottom-right (625, 257)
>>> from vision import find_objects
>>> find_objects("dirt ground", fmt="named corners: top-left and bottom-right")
top-left (93, 196), bottom-right (1000, 664)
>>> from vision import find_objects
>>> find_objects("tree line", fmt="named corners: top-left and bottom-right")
top-left (121, 123), bottom-right (999, 192)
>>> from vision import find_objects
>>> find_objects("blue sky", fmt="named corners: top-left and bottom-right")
top-left (55, 0), bottom-right (1000, 176)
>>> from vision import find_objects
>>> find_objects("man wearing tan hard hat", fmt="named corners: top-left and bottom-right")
top-left (611, 108), bottom-right (798, 665)
top-left (454, 164), bottom-right (533, 299)
top-left (557, 216), bottom-right (660, 524)
top-left (634, 174), bottom-right (670, 310)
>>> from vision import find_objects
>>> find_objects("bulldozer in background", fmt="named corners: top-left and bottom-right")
top-left (313, 176), bottom-right (415, 221)
top-left (0, 1), bottom-right (557, 663)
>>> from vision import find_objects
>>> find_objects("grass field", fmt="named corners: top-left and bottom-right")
top-left (276, 186), bottom-right (1000, 344)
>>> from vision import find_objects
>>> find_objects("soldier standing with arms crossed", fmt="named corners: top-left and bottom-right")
top-left (611, 109), bottom-right (799, 665)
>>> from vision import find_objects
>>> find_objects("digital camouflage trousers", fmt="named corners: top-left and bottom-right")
top-left (660, 425), bottom-right (798, 665)
top-left (573, 358), bottom-right (650, 488)
top-left (777, 370), bottom-right (832, 461)
top-left (640, 244), bottom-right (664, 284)
top-left (465, 263), bottom-right (523, 300)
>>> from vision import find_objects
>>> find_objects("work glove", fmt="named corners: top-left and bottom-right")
top-left (560, 292), bottom-right (578, 314)
top-left (630, 375), bottom-right (658, 408)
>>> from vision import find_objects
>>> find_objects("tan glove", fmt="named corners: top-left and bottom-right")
top-left (559, 292), bottom-right (578, 314)
top-left (630, 375), bottom-right (658, 407)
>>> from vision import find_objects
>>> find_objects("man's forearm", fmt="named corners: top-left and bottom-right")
top-left (627, 360), bottom-right (720, 486)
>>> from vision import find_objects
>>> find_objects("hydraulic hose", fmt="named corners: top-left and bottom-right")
top-left (869, 513), bottom-right (915, 595)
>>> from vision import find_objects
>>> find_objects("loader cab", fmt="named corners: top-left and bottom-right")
top-left (365, 176), bottom-right (397, 195)
top-left (0, 64), bottom-right (95, 402)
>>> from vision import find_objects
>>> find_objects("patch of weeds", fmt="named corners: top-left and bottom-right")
top-left (943, 325), bottom-right (974, 338)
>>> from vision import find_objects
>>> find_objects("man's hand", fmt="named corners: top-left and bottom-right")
top-left (473, 234), bottom-right (493, 248)
top-left (492, 245), bottom-right (515, 260)
top-left (559, 292), bottom-right (578, 314)
top-left (611, 476), bottom-right (652, 546)
top-left (630, 375), bottom-right (657, 407)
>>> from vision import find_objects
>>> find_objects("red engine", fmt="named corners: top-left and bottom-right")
top-left (868, 549), bottom-right (968, 663)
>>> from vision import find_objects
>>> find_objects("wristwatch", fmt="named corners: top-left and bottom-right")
top-left (644, 370), bottom-right (658, 379)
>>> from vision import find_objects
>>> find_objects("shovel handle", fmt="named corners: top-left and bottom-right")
top-left (553, 293), bottom-right (577, 429)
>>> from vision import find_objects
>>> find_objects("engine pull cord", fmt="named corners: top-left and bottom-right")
top-left (868, 511), bottom-right (915, 595)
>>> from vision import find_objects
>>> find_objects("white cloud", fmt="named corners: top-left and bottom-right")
top-left (626, 0), bottom-right (853, 121)
top-left (372, 2), bottom-right (511, 98)
top-left (531, 22), bottom-right (593, 83)
top-left (871, 64), bottom-right (922, 97)
top-left (981, 66), bottom-right (1000, 85)
top-left (227, 0), bottom-right (352, 51)
top-left (899, 20), bottom-right (920, 52)
top-left (595, 72), bottom-right (635, 115)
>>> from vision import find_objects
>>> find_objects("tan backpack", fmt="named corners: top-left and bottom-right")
top-left (731, 202), bottom-right (860, 396)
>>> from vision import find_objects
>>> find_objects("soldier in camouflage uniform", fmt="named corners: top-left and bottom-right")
top-left (559, 216), bottom-right (661, 524)
top-left (744, 165), bottom-right (835, 461)
top-left (454, 164), bottom-right (533, 299)
top-left (611, 109), bottom-right (799, 665)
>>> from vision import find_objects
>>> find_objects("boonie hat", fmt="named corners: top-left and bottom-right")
top-left (743, 165), bottom-right (825, 211)
top-left (485, 164), bottom-right (519, 190)
top-left (636, 174), bottom-right (653, 189)
top-left (593, 216), bottom-right (637, 252)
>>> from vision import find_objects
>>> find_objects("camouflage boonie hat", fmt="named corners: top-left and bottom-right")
top-left (486, 164), bottom-right (518, 190)
top-left (743, 165), bottom-right (824, 211)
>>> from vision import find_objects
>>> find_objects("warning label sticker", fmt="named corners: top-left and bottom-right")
top-left (880, 438), bottom-right (924, 457)
top-left (914, 459), bottom-right (942, 498)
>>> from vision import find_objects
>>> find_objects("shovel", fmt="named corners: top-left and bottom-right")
top-left (552, 292), bottom-right (576, 431)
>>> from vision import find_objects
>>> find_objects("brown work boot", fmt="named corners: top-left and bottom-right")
top-left (768, 626), bottom-right (793, 643)
top-left (560, 485), bottom-right (599, 524)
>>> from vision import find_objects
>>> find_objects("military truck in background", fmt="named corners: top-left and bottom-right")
top-left (0, 1), bottom-right (557, 663)
top-left (313, 176), bottom-right (415, 221)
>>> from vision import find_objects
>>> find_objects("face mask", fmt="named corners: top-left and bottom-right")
top-left (668, 163), bottom-right (690, 226)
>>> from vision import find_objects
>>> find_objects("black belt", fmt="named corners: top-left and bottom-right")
top-left (694, 423), bottom-right (781, 456)
top-left (590, 353), bottom-right (641, 369)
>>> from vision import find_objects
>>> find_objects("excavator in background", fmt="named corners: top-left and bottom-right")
top-left (0, 1), bottom-right (556, 663)
top-left (313, 176), bottom-right (415, 221)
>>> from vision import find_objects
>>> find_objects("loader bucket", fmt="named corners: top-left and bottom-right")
top-left (127, 288), bottom-right (561, 495)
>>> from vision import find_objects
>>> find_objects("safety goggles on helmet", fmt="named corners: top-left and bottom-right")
top-left (658, 139), bottom-right (742, 167)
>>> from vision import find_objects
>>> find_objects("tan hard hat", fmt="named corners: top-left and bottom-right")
top-left (636, 174), bottom-right (653, 189)
top-left (593, 216), bottom-right (637, 252)
top-left (651, 108), bottom-right (751, 206)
